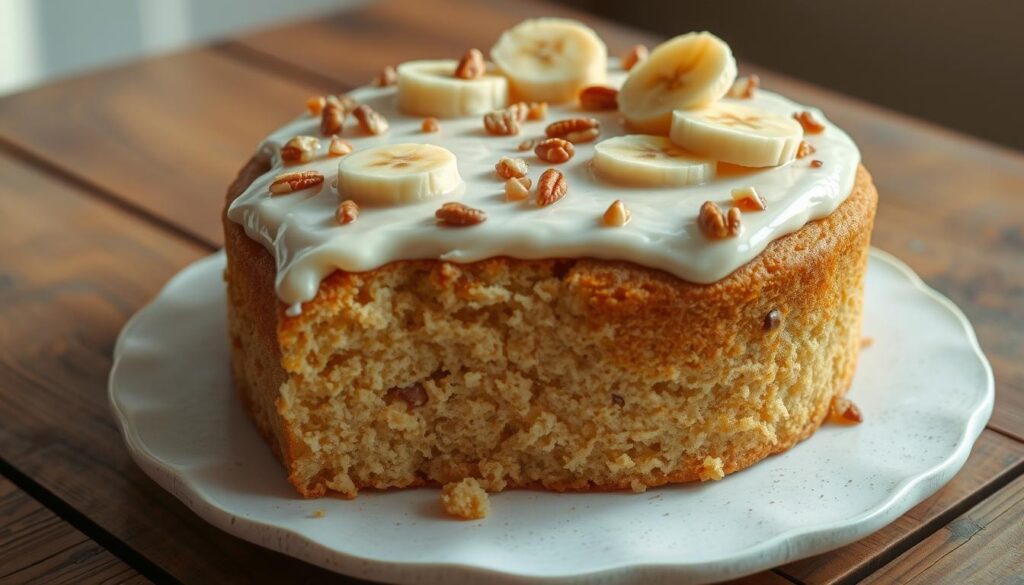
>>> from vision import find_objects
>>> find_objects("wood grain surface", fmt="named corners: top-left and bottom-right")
top-left (0, 477), bottom-right (148, 584)
top-left (0, 0), bottom-right (1021, 583)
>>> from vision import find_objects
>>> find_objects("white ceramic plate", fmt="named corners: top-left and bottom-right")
top-left (109, 249), bottom-right (993, 585)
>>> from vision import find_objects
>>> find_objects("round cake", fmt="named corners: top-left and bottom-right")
top-left (222, 20), bottom-right (877, 505)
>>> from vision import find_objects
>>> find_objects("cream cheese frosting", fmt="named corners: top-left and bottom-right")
top-left (227, 68), bottom-right (860, 310)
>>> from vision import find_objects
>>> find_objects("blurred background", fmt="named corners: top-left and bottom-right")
top-left (2, 0), bottom-right (1021, 149)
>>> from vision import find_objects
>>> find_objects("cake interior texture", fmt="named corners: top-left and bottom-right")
top-left (224, 157), bottom-right (878, 498)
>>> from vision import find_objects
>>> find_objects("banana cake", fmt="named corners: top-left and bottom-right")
top-left (223, 19), bottom-right (876, 509)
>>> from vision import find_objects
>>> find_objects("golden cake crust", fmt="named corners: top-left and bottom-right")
top-left (223, 153), bottom-right (878, 498)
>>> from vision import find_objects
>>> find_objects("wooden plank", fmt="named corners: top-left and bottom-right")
top-left (0, 49), bottom-right (328, 246)
top-left (778, 429), bottom-right (1024, 584)
top-left (231, 0), bottom-right (1024, 439)
top-left (862, 473), bottom-right (1024, 584)
top-left (0, 476), bottom-right (148, 584)
top-left (0, 153), bottom-right (365, 583)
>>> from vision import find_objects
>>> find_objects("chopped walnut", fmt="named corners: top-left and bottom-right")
top-left (797, 140), bottom-right (816, 159)
top-left (829, 396), bottom-right (863, 425)
top-left (504, 177), bottom-right (532, 201)
top-left (727, 207), bottom-right (742, 235)
top-left (336, 200), bottom-right (359, 225)
top-left (621, 44), bottom-right (648, 71)
top-left (579, 86), bottom-right (618, 111)
top-left (320, 102), bottom-right (345, 136)
top-left (794, 110), bottom-right (825, 134)
top-left (507, 101), bottom-right (530, 121)
top-left (269, 171), bottom-right (324, 195)
top-left (730, 186), bottom-right (767, 211)
top-left (495, 156), bottom-right (528, 179)
top-left (353, 104), bottom-right (389, 135)
top-left (306, 96), bottom-right (326, 116)
top-left (727, 74), bottom-right (760, 99)
top-left (545, 117), bottom-right (600, 143)
top-left (280, 136), bottom-right (320, 164)
top-left (526, 102), bottom-right (548, 120)
top-left (602, 200), bottom-right (631, 227)
top-left (698, 201), bottom-right (740, 239)
top-left (537, 168), bottom-right (567, 207)
top-left (454, 48), bottom-right (485, 80)
top-left (372, 65), bottom-right (398, 87)
top-left (483, 109), bottom-right (520, 136)
top-left (534, 137), bottom-right (575, 163)
top-left (436, 202), bottom-right (487, 226)
top-left (328, 138), bottom-right (354, 157)
top-left (422, 117), bottom-right (440, 133)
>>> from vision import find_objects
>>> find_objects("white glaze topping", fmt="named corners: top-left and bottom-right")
top-left (227, 69), bottom-right (860, 308)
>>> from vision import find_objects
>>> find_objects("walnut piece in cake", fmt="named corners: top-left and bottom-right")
top-left (440, 478), bottom-right (490, 520)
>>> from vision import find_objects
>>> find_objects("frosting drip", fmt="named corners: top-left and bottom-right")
top-left (227, 69), bottom-right (860, 307)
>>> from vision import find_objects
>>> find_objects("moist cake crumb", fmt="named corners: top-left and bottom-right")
top-left (699, 456), bottom-right (725, 481)
top-left (441, 478), bottom-right (490, 520)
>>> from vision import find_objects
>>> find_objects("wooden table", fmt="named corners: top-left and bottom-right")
top-left (1, 1), bottom-right (1021, 583)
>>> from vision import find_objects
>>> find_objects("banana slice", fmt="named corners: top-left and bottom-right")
top-left (593, 135), bottom-right (716, 187)
top-left (337, 143), bottom-right (462, 206)
top-left (618, 32), bottom-right (737, 134)
top-left (669, 102), bottom-right (803, 167)
top-left (490, 18), bottom-right (607, 103)
top-left (396, 60), bottom-right (509, 118)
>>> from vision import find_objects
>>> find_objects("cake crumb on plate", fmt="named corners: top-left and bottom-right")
top-left (441, 478), bottom-right (490, 520)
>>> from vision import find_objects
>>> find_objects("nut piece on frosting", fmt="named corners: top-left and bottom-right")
top-left (436, 202), bottom-right (487, 226)
top-left (537, 168), bottom-right (568, 206)
top-left (698, 201), bottom-right (741, 239)
top-left (504, 177), bottom-right (532, 201)
top-left (602, 200), bottom-right (631, 227)
top-left (320, 101), bottom-right (345, 136)
top-left (797, 140), bottom-right (817, 159)
top-left (545, 117), bottom-right (600, 143)
top-left (280, 136), bottom-right (320, 164)
top-left (306, 96), bottom-right (326, 116)
top-left (730, 186), bottom-right (767, 211)
top-left (421, 117), bottom-right (440, 133)
top-left (726, 74), bottom-right (760, 99)
top-left (440, 478), bottom-right (490, 520)
top-left (454, 48), bottom-right (486, 80)
top-left (620, 44), bottom-right (648, 71)
top-left (535, 137), bottom-right (575, 163)
top-left (483, 108), bottom-right (521, 136)
top-left (579, 86), bottom-right (618, 111)
top-left (371, 65), bottom-right (398, 87)
top-left (270, 171), bottom-right (324, 195)
top-left (335, 200), bottom-right (359, 225)
top-left (328, 138), bottom-right (354, 157)
top-left (794, 110), bottom-right (825, 134)
top-left (495, 156), bottom-right (528, 179)
top-left (353, 104), bottom-right (389, 135)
